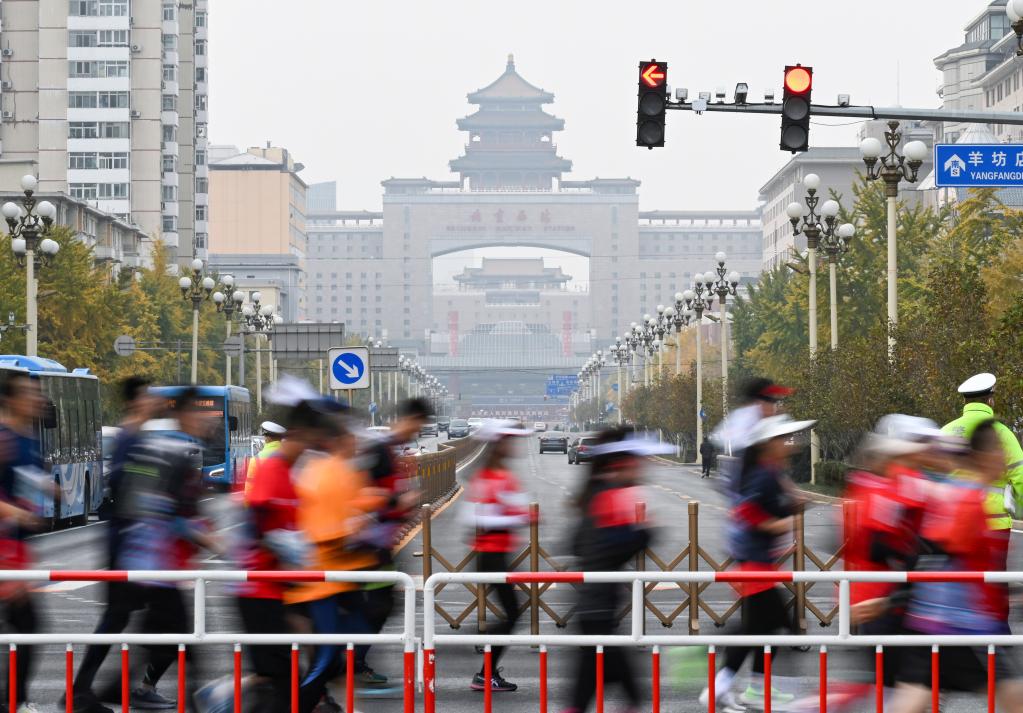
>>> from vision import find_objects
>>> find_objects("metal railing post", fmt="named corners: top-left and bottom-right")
top-left (422, 503), bottom-right (433, 583)
top-left (631, 580), bottom-right (644, 640)
top-left (688, 501), bottom-right (700, 634)
top-left (530, 502), bottom-right (540, 636)
top-left (193, 577), bottom-right (206, 637)
top-left (838, 579), bottom-right (850, 639)
top-left (635, 501), bottom-right (647, 635)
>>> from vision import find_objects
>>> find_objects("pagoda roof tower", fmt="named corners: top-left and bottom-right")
top-left (450, 55), bottom-right (572, 190)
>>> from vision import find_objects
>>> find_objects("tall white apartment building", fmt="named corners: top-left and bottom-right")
top-left (0, 0), bottom-right (209, 267)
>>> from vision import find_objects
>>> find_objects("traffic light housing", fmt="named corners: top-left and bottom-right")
top-left (636, 60), bottom-right (668, 149)
top-left (780, 64), bottom-right (813, 153)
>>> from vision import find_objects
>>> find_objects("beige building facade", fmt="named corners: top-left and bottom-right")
top-left (0, 0), bottom-right (210, 268)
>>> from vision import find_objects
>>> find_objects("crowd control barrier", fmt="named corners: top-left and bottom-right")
top-left (423, 570), bottom-right (1023, 713)
top-left (0, 570), bottom-right (416, 713)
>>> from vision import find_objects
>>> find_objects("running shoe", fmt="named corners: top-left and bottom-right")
top-left (131, 687), bottom-right (176, 710)
top-left (15, 704), bottom-right (41, 713)
top-left (697, 687), bottom-right (740, 711)
top-left (355, 668), bottom-right (389, 687)
top-left (740, 685), bottom-right (795, 710)
top-left (470, 668), bottom-right (518, 692)
top-left (311, 695), bottom-right (343, 713)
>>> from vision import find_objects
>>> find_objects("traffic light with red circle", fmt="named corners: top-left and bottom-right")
top-left (780, 64), bottom-right (813, 153)
top-left (636, 60), bottom-right (668, 149)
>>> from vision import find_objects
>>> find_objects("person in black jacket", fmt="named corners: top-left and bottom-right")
top-left (562, 427), bottom-right (666, 713)
top-left (699, 439), bottom-right (715, 478)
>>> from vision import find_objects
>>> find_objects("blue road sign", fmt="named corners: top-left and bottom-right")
top-left (328, 347), bottom-right (370, 390)
top-left (934, 143), bottom-right (1023, 187)
top-left (546, 374), bottom-right (579, 398)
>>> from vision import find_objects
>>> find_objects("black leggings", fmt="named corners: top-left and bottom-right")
top-left (4, 596), bottom-right (37, 706)
top-left (722, 586), bottom-right (790, 675)
top-left (476, 550), bottom-right (520, 675)
top-left (74, 582), bottom-right (142, 694)
top-left (238, 597), bottom-right (292, 713)
top-left (354, 586), bottom-right (395, 673)
top-left (570, 615), bottom-right (641, 710)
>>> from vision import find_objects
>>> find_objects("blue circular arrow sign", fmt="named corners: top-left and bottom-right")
top-left (332, 352), bottom-right (365, 385)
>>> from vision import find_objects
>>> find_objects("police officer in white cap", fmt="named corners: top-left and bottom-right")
top-left (243, 421), bottom-right (286, 495)
top-left (942, 372), bottom-right (1023, 525)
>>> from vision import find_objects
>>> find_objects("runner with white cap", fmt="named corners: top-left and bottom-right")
top-left (942, 372), bottom-right (1023, 526)
top-left (464, 419), bottom-right (532, 693)
top-left (243, 421), bottom-right (285, 496)
top-left (699, 414), bottom-right (814, 711)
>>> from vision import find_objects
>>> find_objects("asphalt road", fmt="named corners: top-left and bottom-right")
top-left (11, 441), bottom-right (1023, 712)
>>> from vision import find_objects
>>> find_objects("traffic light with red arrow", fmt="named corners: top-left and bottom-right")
top-left (636, 60), bottom-right (668, 149)
top-left (780, 64), bottom-right (813, 152)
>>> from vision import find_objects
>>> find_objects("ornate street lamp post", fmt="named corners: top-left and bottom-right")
top-left (709, 252), bottom-right (739, 415)
top-left (860, 123), bottom-right (928, 352)
top-left (821, 223), bottom-right (856, 350)
top-left (785, 173), bottom-right (829, 357)
top-left (211, 275), bottom-right (244, 386)
top-left (671, 292), bottom-right (695, 376)
top-left (685, 280), bottom-right (714, 457)
top-left (241, 292), bottom-right (277, 412)
top-left (178, 258), bottom-right (216, 385)
top-left (2, 175), bottom-right (59, 357)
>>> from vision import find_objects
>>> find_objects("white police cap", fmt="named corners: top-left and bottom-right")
top-left (957, 373), bottom-right (996, 397)
top-left (261, 420), bottom-right (286, 435)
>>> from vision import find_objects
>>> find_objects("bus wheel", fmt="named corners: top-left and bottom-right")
top-left (75, 477), bottom-right (90, 527)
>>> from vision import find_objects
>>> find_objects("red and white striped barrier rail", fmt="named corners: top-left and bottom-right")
top-left (0, 570), bottom-right (416, 713)
top-left (422, 570), bottom-right (1022, 713)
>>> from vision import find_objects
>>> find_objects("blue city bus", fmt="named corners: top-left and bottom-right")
top-left (0, 355), bottom-right (102, 528)
top-left (151, 385), bottom-right (253, 489)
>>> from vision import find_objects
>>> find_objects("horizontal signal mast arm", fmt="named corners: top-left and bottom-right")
top-left (667, 101), bottom-right (1023, 127)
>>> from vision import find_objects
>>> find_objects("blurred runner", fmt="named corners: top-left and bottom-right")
top-left (699, 414), bottom-right (813, 712)
top-left (289, 404), bottom-right (387, 713)
top-left (464, 419), bottom-right (532, 693)
top-left (710, 377), bottom-right (792, 458)
top-left (790, 415), bottom-right (940, 712)
top-left (351, 397), bottom-right (430, 692)
top-left (244, 421), bottom-right (286, 496)
top-left (0, 372), bottom-right (48, 713)
top-left (561, 427), bottom-right (665, 713)
top-left (69, 377), bottom-right (161, 713)
top-left (891, 420), bottom-right (1023, 713)
top-left (224, 403), bottom-right (328, 713)
top-left (114, 387), bottom-right (221, 709)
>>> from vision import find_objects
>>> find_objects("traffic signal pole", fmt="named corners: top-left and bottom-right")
top-left (666, 101), bottom-right (1023, 126)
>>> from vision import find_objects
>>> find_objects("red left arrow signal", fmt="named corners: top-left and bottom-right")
top-left (641, 63), bottom-right (665, 87)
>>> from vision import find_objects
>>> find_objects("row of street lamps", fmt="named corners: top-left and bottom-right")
top-left (575, 252), bottom-right (741, 447)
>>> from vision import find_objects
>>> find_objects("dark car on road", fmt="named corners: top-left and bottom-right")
top-left (538, 431), bottom-right (568, 454)
top-left (447, 418), bottom-right (471, 439)
top-left (568, 435), bottom-right (599, 464)
top-left (420, 421), bottom-right (439, 437)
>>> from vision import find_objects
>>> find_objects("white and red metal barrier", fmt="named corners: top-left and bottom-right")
top-left (422, 570), bottom-right (1022, 713)
top-left (0, 570), bottom-right (416, 713)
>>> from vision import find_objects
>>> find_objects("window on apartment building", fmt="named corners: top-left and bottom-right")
top-left (100, 122), bottom-right (129, 138)
top-left (195, 12), bottom-right (207, 27)
top-left (162, 155), bottom-right (176, 173)
top-left (98, 61), bottom-right (128, 78)
top-left (98, 92), bottom-right (129, 108)
top-left (98, 152), bottom-right (128, 169)
top-left (195, 150), bottom-right (206, 166)
top-left (162, 35), bottom-right (178, 51)
top-left (194, 40), bottom-right (206, 56)
top-left (162, 215), bottom-right (177, 232)
top-left (195, 178), bottom-right (208, 193)
top-left (195, 233), bottom-right (207, 248)
top-left (69, 122), bottom-right (99, 139)
top-left (69, 61), bottom-right (97, 78)
top-left (162, 125), bottom-right (177, 142)
top-left (68, 92), bottom-right (98, 109)
top-left (69, 153), bottom-right (98, 169)
top-left (99, 183), bottom-right (129, 199)
top-left (162, 94), bottom-right (177, 112)
top-left (98, 30), bottom-right (128, 47)
top-left (69, 0), bottom-right (98, 15)
top-left (163, 65), bottom-right (177, 82)
top-left (70, 183), bottom-right (98, 200)
top-left (162, 3), bottom-right (176, 20)
top-left (195, 206), bottom-right (207, 222)
top-left (98, 0), bottom-right (127, 16)
top-left (68, 31), bottom-right (98, 47)
top-left (195, 67), bottom-right (206, 83)
top-left (195, 95), bottom-right (207, 111)
top-left (162, 185), bottom-right (177, 202)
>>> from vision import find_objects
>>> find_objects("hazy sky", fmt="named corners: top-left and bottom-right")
top-left (208, 0), bottom-right (981, 213)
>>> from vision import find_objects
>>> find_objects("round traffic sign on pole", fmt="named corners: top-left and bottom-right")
top-left (113, 335), bottom-right (136, 357)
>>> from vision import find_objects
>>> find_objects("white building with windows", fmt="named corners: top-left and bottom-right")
top-left (0, 0), bottom-right (210, 268)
